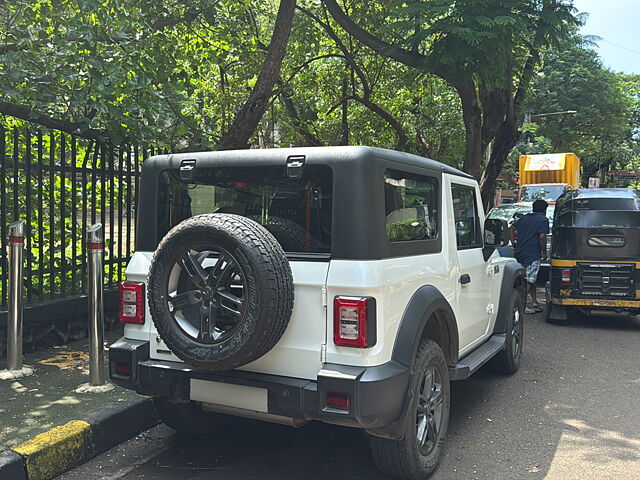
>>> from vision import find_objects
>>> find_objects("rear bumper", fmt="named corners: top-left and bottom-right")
top-left (109, 337), bottom-right (411, 438)
top-left (551, 297), bottom-right (640, 309)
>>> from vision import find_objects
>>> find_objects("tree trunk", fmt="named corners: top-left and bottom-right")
top-left (480, 121), bottom-right (519, 210)
top-left (455, 81), bottom-right (483, 179)
top-left (340, 76), bottom-right (349, 145)
top-left (220, 0), bottom-right (296, 149)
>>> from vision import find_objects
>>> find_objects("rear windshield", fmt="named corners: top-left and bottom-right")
top-left (157, 165), bottom-right (332, 254)
top-left (520, 185), bottom-right (566, 202)
top-left (556, 210), bottom-right (640, 229)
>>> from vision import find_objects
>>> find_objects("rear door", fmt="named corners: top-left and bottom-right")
top-left (238, 261), bottom-right (328, 379)
top-left (143, 163), bottom-right (333, 380)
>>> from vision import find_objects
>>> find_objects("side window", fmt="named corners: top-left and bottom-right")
top-left (384, 170), bottom-right (439, 242)
top-left (451, 184), bottom-right (481, 249)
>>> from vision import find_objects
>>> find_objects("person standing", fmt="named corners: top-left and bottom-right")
top-left (509, 199), bottom-right (549, 313)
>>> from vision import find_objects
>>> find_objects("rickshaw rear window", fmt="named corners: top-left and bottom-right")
top-left (556, 210), bottom-right (640, 229)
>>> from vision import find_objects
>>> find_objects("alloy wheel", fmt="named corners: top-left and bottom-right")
top-left (166, 248), bottom-right (247, 344)
top-left (416, 365), bottom-right (444, 455)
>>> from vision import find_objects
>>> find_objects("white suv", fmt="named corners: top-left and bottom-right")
top-left (110, 146), bottom-right (525, 479)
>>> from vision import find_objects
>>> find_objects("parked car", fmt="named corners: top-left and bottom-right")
top-left (545, 188), bottom-right (640, 322)
top-left (110, 146), bottom-right (526, 480)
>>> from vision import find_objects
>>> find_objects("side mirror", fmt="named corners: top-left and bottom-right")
top-left (484, 218), bottom-right (509, 247)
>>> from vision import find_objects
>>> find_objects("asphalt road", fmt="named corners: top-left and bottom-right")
top-left (58, 310), bottom-right (640, 480)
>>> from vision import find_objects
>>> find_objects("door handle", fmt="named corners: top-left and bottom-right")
top-left (460, 273), bottom-right (471, 285)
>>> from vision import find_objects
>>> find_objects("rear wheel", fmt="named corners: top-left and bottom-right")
top-left (492, 289), bottom-right (524, 374)
top-left (153, 398), bottom-right (228, 434)
top-left (367, 339), bottom-right (450, 480)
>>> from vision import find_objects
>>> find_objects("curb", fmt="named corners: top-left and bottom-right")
top-left (0, 398), bottom-right (158, 480)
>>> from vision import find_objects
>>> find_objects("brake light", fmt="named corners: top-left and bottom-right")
top-left (333, 296), bottom-right (376, 348)
top-left (561, 269), bottom-right (571, 286)
top-left (114, 362), bottom-right (131, 377)
top-left (119, 281), bottom-right (145, 324)
top-left (325, 392), bottom-right (350, 411)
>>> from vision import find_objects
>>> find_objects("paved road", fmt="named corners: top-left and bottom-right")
top-left (59, 311), bottom-right (640, 480)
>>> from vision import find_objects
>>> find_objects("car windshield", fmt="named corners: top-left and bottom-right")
top-left (520, 185), bottom-right (566, 202)
top-left (156, 165), bottom-right (333, 254)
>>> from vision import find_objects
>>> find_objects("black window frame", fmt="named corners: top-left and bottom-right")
top-left (451, 183), bottom-right (483, 250)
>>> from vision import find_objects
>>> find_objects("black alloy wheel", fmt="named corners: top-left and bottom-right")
top-left (416, 365), bottom-right (445, 456)
top-left (168, 247), bottom-right (247, 344)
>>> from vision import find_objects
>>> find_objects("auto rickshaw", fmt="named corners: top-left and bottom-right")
top-left (545, 188), bottom-right (640, 321)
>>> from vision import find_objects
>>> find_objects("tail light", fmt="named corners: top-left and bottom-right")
top-left (325, 392), bottom-right (350, 411)
top-left (561, 269), bottom-right (571, 286)
top-left (333, 296), bottom-right (376, 348)
top-left (114, 362), bottom-right (131, 377)
top-left (120, 281), bottom-right (145, 324)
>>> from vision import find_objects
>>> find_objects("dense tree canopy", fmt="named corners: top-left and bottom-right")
top-left (1, 0), bottom-right (638, 206)
top-left (526, 41), bottom-right (637, 179)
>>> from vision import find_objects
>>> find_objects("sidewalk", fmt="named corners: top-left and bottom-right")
top-left (0, 330), bottom-right (157, 480)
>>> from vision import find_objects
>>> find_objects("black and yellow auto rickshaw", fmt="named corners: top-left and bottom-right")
top-left (545, 188), bottom-right (640, 321)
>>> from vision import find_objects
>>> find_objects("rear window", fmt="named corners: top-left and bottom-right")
top-left (384, 170), bottom-right (439, 242)
top-left (556, 210), bottom-right (640, 229)
top-left (157, 165), bottom-right (332, 254)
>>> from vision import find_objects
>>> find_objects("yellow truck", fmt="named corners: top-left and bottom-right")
top-left (518, 153), bottom-right (581, 203)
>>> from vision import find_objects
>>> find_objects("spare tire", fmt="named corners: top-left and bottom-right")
top-left (147, 214), bottom-right (294, 371)
top-left (249, 216), bottom-right (322, 252)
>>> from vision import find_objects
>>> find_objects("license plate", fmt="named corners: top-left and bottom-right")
top-left (190, 379), bottom-right (268, 412)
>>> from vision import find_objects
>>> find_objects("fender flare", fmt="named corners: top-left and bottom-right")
top-left (492, 261), bottom-right (526, 334)
top-left (368, 286), bottom-right (458, 440)
top-left (391, 285), bottom-right (459, 368)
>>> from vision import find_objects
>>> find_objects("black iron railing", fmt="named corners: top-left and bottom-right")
top-left (0, 117), bottom-right (164, 311)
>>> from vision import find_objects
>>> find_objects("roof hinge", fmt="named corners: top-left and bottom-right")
top-left (286, 155), bottom-right (305, 179)
top-left (179, 159), bottom-right (197, 182)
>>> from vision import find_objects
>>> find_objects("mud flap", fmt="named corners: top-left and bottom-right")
top-left (546, 303), bottom-right (567, 321)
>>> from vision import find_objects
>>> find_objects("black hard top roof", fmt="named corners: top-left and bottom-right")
top-left (557, 188), bottom-right (640, 212)
top-left (143, 145), bottom-right (473, 180)
top-left (562, 188), bottom-right (640, 200)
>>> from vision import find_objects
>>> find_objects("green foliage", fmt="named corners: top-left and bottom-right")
top-left (2, 0), bottom-right (636, 190)
top-left (0, 116), bottom-right (142, 303)
top-left (525, 40), bottom-right (639, 180)
top-left (386, 219), bottom-right (429, 242)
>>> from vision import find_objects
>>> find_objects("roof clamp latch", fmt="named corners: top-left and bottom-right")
top-left (179, 159), bottom-right (197, 182)
top-left (286, 155), bottom-right (305, 179)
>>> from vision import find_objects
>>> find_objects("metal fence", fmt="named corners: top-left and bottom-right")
top-left (0, 117), bottom-right (163, 311)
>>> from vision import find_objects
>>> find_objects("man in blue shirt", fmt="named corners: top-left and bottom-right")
top-left (510, 199), bottom-right (549, 313)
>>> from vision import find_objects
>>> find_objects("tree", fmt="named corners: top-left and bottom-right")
top-left (1, 0), bottom-right (223, 145)
top-left (526, 42), bottom-right (637, 179)
top-left (321, 0), bottom-right (579, 207)
top-left (219, 0), bottom-right (296, 149)
top-left (1, 0), bottom-right (297, 150)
